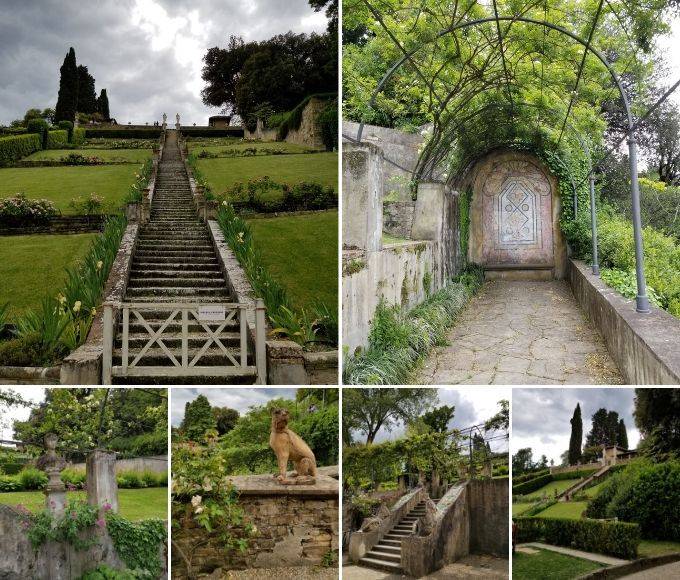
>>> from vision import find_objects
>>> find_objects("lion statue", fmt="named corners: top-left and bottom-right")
top-left (269, 408), bottom-right (317, 485)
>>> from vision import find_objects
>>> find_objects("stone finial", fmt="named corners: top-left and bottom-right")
top-left (270, 408), bottom-right (317, 485)
top-left (41, 433), bottom-right (67, 516)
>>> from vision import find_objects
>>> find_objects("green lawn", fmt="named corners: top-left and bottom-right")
top-left (383, 232), bottom-right (409, 244)
top-left (189, 140), bottom-right (317, 155)
top-left (535, 501), bottom-right (589, 520)
top-left (246, 210), bottom-right (338, 312)
top-left (0, 487), bottom-right (167, 520)
top-left (198, 152), bottom-right (338, 193)
top-left (0, 165), bottom-right (142, 214)
top-left (583, 480), bottom-right (607, 498)
top-left (638, 540), bottom-right (680, 557)
top-left (25, 148), bottom-right (152, 163)
top-left (524, 479), bottom-right (581, 500)
top-left (513, 548), bottom-right (606, 580)
top-left (513, 503), bottom-right (536, 516)
top-left (0, 233), bottom-right (96, 317)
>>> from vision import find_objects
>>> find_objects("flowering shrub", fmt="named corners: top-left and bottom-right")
top-left (69, 192), bottom-right (104, 215)
top-left (22, 499), bottom-right (99, 551)
top-left (60, 153), bottom-right (103, 165)
top-left (0, 193), bottom-right (58, 225)
top-left (124, 159), bottom-right (152, 203)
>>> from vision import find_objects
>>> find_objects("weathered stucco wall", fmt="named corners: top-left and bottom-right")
top-left (383, 200), bottom-right (415, 239)
top-left (69, 455), bottom-right (168, 474)
top-left (568, 259), bottom-right (680, 384)
top-left (463, 149), bottom-right (567, 279)
top-left (467, 479), bottom-right (509, 557)
top-left (171, 474), bottom-right (339, 577)
top-left (343, 121), bottom-right (424, 201)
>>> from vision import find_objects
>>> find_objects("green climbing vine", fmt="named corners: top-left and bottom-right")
top-left (22, 500), bottom-right (99, 551)
top-left (105, 512), bottom-right (167, 579)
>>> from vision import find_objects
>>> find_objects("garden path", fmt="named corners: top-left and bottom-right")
top-left (519, 543), bottom-right (629, 566)
top-left (416, 280), bottom-right (623, 385)
top-left (622, 561), bottom-right (680, 578)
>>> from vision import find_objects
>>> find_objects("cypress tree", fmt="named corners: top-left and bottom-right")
top-left (55, 48), bottom-right (78, 123)
top-left (77, 65), bottom-right (98, 114)
top-left (97, 88), bottom-right (110, 120)
top-left (568, 403), bottom-right (583, 465)
top-left (618, 419), bottom-right (629, 449)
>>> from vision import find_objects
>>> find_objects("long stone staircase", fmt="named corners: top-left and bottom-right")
top-left (109, 130), bottom-right (257, 384)
top-left (359, 500), bottom-right (429, 574)
top-left (559, 465), bottom-right (611, 501)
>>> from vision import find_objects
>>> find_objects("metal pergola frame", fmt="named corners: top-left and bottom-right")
top-left (350, 0), bottom-right (680, 314)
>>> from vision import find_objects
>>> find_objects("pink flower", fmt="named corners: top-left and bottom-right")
top-left (96, 519), bottom-right (105, 528)
top-left (102, 502), bottom-right (112, 512)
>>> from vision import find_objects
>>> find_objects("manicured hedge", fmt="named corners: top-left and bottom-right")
top-left (85, 128), bottom-right (162, 139)
top-left (46, 129), bottom-right (69, 149)
top-left (0, 461), bottom-right (25, 475)
top-left (0, 133), bottom-right (41, 164)
top-left (514, 516), bottom-right (640, 559)
top-left (72, 127), bottom-right (86, 145)
top-left (107, 431), bottom-right (167, 458)
top-left (552, 468), bottom-right (598, 481)
top-left (513, 473), bottom-right (553, 495)
top-left (181, 127), bottom-right (244, 138)
top-left (513, 469), bottom-right (550, 485)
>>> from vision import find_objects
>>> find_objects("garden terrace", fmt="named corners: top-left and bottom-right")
top-left (24, 148), bottom-right (152, 163)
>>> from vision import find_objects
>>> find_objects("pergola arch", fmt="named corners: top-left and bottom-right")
top-left (350, 0), bottom-right (660, 313)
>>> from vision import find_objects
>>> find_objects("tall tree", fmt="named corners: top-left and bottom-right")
top-left (512, 448), bottom-right (534, 475)
top-left (212, 407), bottom-right (239, 436)
top-left (618, 419), bottom-right (629, 449)
top-left (180, 395), bottom-right (216, 441)
top-left (77, 65), bottom-right (97, 114)
top-left (55, 47), bottom-right (78, 123)
top-left (586, 408), bottom-right (620, 448)
top-left (97, 88), bottom-right (110, 120)
top-left (421, 404), bottom-right (455, 433)
top-left (343, 388), bottom-right (438, 444)
top-left (635, 388), bottom-right (680, 456)
top-left (568, 403), bottom-right (583, 465)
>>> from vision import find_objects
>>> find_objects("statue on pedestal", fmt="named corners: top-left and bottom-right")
top-left (175, 113), bottom-right (181, 129)
top-left (162, 112), bottom-right (167, 128)
top-left (37, 433), bottom-right (67, 516)
top-left (270, 408), bottom-right (317, 485)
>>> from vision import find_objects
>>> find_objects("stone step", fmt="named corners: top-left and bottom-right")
top-left (125, 287), bottom-right (231, 298)
top-left (127, 277), bottom-right (226, 288)
top-left (117, 333), bottom-right (241, 349)
top-left (130, 268), bottom-right (222, 278)
top-left (136, 242), bottom-right (214, 250)
top-left (135, 250), bottom-right (216, 258)
top-left (358, 557), bottom-right (402, 574)
top-left (384, 532), bottom-right (411, 539)
top-left (381, 539), bottom-right (402, 547)
top-left (132, 257), bottom-right (220, 267)
top-left (111, 372), bottom-right (257, 385)
top-left (372, 545), bottom-right (401, 556)
top-left (112, 346), bottom-right (248, 366)
top-left (125, 319), bottom-right (239, 332)
top-left (364, 550), bottom-right (400, 564)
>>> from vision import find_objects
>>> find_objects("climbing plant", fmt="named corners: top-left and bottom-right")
top-left (105, 513), bottom-right (167, 578)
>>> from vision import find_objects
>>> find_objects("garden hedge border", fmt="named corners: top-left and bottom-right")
top-left (84, 128), bottom-right (162, 138)
top-left (513, 473), bottom-right (553, 495)
top-left (180, 127), bottom-right (244, 138)
top-left (514, 516), bottom-right (640, 559)
top-left (46, 130), bottom-right (68, 149)
top-left (0, 133), bottom-right (41, 164)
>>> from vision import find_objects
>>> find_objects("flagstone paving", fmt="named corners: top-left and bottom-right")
top-left (416, 280), bottom-right (623, 385)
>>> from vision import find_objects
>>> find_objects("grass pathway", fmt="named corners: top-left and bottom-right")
top-left (513, 548), bottom-right (606, 580)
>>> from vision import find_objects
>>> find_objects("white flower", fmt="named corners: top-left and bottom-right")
top-left (96, 260), bottom-right (103, 270)
top-left (191, 495), bottom-right (202, 508)
top-left (73, 301), bottom-right (82, 313)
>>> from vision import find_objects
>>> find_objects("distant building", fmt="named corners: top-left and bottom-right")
top-left (208, 115), bottom-right (232, 128)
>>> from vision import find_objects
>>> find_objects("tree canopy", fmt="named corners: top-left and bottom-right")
top-left (635, 388), bottom-right (680, 457)
top-left (55, 47), bottom-right (78, 123)
top-left (568, 402), bottom-right (583, 465)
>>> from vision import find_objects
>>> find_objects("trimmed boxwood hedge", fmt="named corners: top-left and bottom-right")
top-left (514, 516), bottom-right (640, 559)
top-left (46, 129), bottom-right (69, 149)
top-left (552, 468), bottom-right (598, 481)
top-left (180, 127), bottom-right (244, 138)
top-left (513, 473), bottom-right (553, 495)
top-left (0, 133), bottom-right (42, 164)
top-left (513, 469), bottom-right (550, 485)
top-left (85, 128), bottom-right (162, 138)
top-left (72, 127), bottom-right (86, 145)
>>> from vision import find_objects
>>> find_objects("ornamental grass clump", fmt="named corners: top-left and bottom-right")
top-left (344, 268), bottom-right (483, 385)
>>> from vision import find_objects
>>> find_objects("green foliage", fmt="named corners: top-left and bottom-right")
top-left (107, 431), bottom-right (168, 458)
top-left (459, 187), bottom-right (472, 261)
top-left (124, 159), bottom-right (153, 204)
top-left (105, 512), bottom-right (166, 578)
top-left (79, 565), bottom-right (151, 580)
top-left (180, 394), bottom-right (216, 442)
top-left (343, 268), bottom-right (484, 384)
top-left (18, 467), bottom-right (48, 490)
top-left (0, 193), bottom-right (58, 225)
top-left (24, 499), bottom-right (99, 551)
top-left (73, 127), bottom-right (86, 145)
top-left (47, 130), bottom-right (69, 149)
top-left (0, 133), bottom-right (42, 164)
top-left (85, 129), bottom-right (162, 139)
top-left (586, 459), bottom-right (680, 541)
top-left (568, 403), bottom-right (583, 466)
top-left (634, 388), bottom-right (680, 457)
top-left (55, 47), bottom-right (79, 124)
top-left (513, 516), bottom-right (640, 560)
top-left (512, 469), bottom-right (550, 485)
top-left (552, 468), bottom-right (598, 481)
top-left (290, 404), bottom-right (339, 466)
top-left (97, 89), bottom-right (110, 120)
top-left (513, 474), bottom-right (553, 496)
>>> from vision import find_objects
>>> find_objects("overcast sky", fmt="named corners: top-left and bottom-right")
top-left (0, 0), bottom-right (328, 126)
top-left (361, 387), bottom-right (509, 455)
top-left (512, 388), bottom-right (640, 466)
top-left (171, 387), bottom-right (301, 426)
top-left (0, 387), bottom-right (44, 442)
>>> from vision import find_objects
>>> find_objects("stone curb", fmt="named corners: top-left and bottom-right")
top-left (576, 553), bottom-right (680, 579)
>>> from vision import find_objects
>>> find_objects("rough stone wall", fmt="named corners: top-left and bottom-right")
top-left (467, 479), bottom-right (509, 557)
top-left (69, 455), bottom-right (168, 474)
top-left (172, 494), bottom-right (339, 577)
top-left (383, 201), bottom-right (415, 239)
top-left (343, 121), bottom-right (424, 201)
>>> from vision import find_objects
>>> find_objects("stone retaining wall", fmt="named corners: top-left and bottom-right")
top-left (171, 474), bottom-right (339, 577)
top-left (69, 455), bottom-right (168, 474)
top-left (568, 259), bottom-right (680, 384)
top-left (383, 200), bottom-right (415, 239)
top-left (0, 215), bottom-right (109, 236)
top-left (467, 478), bottom-right (509, 557)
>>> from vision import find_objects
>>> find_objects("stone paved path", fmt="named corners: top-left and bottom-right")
top-left (343, 555), bottom-right (508, 579)
top-left (521, 542), bottom-right (629, 566)
top-left (416, 280), bottom-right (623, 385)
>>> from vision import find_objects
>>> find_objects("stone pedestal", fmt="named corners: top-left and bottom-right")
top-left (87, 449), bottom-right (119, 514)
top-left (411, 182), bottom-right (447, 241)
top-left (342, 142), bottom-right (383, 251)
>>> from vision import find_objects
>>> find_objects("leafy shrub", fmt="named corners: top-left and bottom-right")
top-left (124, 159), bottom-right (152, 204)
top-left (61, 468), bottom-right (87, 489)
top-left (552, 468), bottom-right (598, 481)
top-left (46, 130), bottom-right (69, 149)
top-left (343, 267), bottom-right (484, 384)
top-left (585, 459), bottom-right (680, 541)
top-left (282, 182), bottom-right (337, 211)
top-left (105, 512), bottom-right (166, 578)
top-left (69, 193), bottom-right (104, 215)
top-left (117, 470), bottom-right (143, 488)
top-left (26, 118), bottom-right (48, 134)
top-left (18, 467), bottom-right (48, 490)
top-left (513, 469), bottom-right (550, 485)
top-left (60, 153), bottom-right (103, 165)
top-left (57, 120), bottom-right (74, 140)
top-left (222, 444), bottom-right (274, 474)
top-left (513, 516), bottom-right (639, 559)
top-left (512, 473), bottom-right (553, 495)
top-left (600, 269), bottom-right (663, 307)
top-left (0, 330), bottom-right (66, 366)
top-left (72, 127), bottom-right (86, 145)
top-left (79, 565), bottom-right (151, 579)
top-left (0, 475), bottom-right (22, 492)
top-left (0, 133), bottom-right (42, 164)
top-left (318, 97), bottom-right (338, 151)
top-left (85, 128), bottom-right (162, 139)
top-left (0, 193), bottom-right (58, 225)
top-left (108, 431), bottom-right (167, 457)
top-left (0, 461), bottom-right (25, 475)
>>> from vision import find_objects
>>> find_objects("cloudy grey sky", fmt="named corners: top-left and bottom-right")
top-left (171, 387), bottom-right (302, 426)
top-left (0, 387), bottom-right (44, 442)
top-left (363, 387), bottom-right (509, 454)
top-left (512, 388), bottom-right (640, 466)
top-left (0, 0), bottom-right (329, 126)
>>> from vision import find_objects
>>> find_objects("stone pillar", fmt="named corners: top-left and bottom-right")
top-left (482, 460), bottom-right (493, 478)
top-left (411, 182), bottom-right (447, 241)
top-left (87, 449), bottom-right (119, 514)
top-left (342, 142), bottom-right (383, 251)
top-left (43, 434), bottom-right (66, 517)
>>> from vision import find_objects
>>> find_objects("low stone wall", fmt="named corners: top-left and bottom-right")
top-left (568, 259), bottom-right (680, 384)
top-left (467, 479), bottom-right (509, 557)
top-left (171, 473), bottom-right (339, 577)
top-left (383, 200), bottom-right (415, 239)
top-left (69, 455), bottom-right (168, 474)
top-left (0, 215), bottom-right (109, 236)
top-left (0, 365), bottom-right (60, 384)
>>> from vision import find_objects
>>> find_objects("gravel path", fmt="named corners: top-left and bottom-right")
top-left (416, 280), bottom-right (623, 385)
